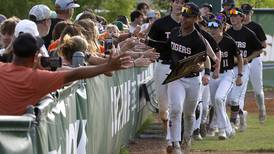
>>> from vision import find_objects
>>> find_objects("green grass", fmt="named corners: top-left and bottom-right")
top-left (192, 114), bottom-right (274, 152)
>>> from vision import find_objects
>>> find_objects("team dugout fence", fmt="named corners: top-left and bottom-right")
top-left (0, 64), bottom-right (156, 154)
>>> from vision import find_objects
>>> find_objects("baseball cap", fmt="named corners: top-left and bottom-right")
top-left (200, 3), bottom-right (213, 12)
top-left (222, 0), bottom-right (235, 6)
top-left (29, 5), bottom-right (56, 22)
top-left (147, 10), bottom-right (156, 18)
top-left (13, 33), bottom-right (44, 57)
top-left (241, 4), bottom-right (253, 14)
top-left (14, 19), bottom-right (40, 38)
top-left (55, 0), bottom-right (80, 10)
top-left (0, 14), bottom-right (7, 24)
top-left (181, 2), bottom-right (200, 17)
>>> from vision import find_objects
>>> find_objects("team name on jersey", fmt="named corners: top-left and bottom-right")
top-left (171, 42), bottom-right (192, 54)
top-left (235, 41), bottom-right (246, 49)
top-left (222, 51), bottom-right (228, 58)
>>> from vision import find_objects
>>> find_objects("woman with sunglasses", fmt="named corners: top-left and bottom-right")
top-left (226, 7), bottom-right (263, 132)
top-left (207, 18), bottom-right (243, 140)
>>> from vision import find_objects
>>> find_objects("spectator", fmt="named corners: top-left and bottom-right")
top-left (116, 15), bottom-right (129, 27)
top-left (140, 10), bottom-right (157, 36)
top-left (60, 35), bottom-right (88, 65)
top-left (29, 4), bottom-right (55, 57)
top-left (48, 20), bottom-right (72, 52)
top-left (129, 10), bottom-right (144, 33)
top-left (43, 0), bottom-right (80, 48)
top-left (0, 32), bottom-right (132, 115)
top-left (136, 2), bottom-right (150, 18)
top-left (0, 17), bottom-right (20, 54)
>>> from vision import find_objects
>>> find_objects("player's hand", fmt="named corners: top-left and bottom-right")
top-left (143, 48), bottom-right (160, 62)
top-left (243, 58), bottom-right (249, 64)
top-left (212, 71), bottom-right (219, 79)
top-left (202, 74), bottom-right (210, 86)
top-left (236, 76), bottom-right (243, 86)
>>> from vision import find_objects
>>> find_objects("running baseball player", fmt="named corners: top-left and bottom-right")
top-left (241, 3), bottom-right (267, 123)
top-left (226, 7), bottom-right (263, 132)
top-left (147, 0), bottom-right (188, 129)
top-left (207, 18), bottom-right (243, 139)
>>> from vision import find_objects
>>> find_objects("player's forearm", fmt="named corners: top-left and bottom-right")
top-left (205, 40), bottom-right (218, 62)
top-left (237, 54), bottom-right (243, 74)
top-left (261, 41), bottom-right (267, 48)
top-left (246, 50), bottom-right (262, 61)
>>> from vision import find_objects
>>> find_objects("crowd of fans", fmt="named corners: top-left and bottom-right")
top-left (0, 0), bottom-right (160, 115)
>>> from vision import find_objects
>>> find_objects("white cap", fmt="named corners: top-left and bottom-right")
top-left (14, 19), bottom-right (40, 38)
top-left (29, 5), bottom-right (56, 22)
top-left (55, 0), bottom-right (80, 10)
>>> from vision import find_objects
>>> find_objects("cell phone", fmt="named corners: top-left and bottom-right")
top-left (104, 38), bottom-right (113, 55)
top-left (41, 57), bottom-right (62, 70)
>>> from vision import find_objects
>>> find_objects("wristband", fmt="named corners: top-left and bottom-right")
top-left (205, 68), bottom-right (210, 75)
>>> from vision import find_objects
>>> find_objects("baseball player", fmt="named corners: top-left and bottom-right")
top-left (147, 0), bottom-right (189, 129)
top-left (207, 18), bottom-right (243, 139)
top-left (226, 7), bottom-right (263, 132)
top-left (165, 3), bottom-right (219, 153)
top-left (241, 3), bottom-right (267, 123)
top-left (193, 15), bottom-right (222, 140)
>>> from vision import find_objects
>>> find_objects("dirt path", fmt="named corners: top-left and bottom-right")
top-left (128, 91), bottom-right (274, 154)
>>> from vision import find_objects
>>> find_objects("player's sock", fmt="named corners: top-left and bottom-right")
top-left (230, 105), bottom-right (239, 124)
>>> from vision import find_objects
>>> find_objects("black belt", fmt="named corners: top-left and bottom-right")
top-left (185, 73), bottom-right (199, 78)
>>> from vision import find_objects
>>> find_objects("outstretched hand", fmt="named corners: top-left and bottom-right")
top-left (108, 51), bottom-right (133, 70)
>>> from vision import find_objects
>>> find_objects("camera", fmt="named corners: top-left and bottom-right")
top-left (41, 57), bottom-right (62, 71)
top-left (104, 38), bottom-right (113, 55)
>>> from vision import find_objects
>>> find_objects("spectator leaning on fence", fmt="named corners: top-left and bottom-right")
top-left (0, 31), bottom-right (133, 115)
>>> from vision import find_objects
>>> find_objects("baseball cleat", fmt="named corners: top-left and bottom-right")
top-left (259, 109), bottom-right (266, 124)
top-left (239, 111), bottom-right (248, 132)
top-left (218, 129), bottom-right (227, 140)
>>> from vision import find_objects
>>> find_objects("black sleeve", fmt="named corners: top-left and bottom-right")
top-left (248, 30), bottom-right (263, 52)
top-left (231, 39), bottom-right (241, 56)
top-left (256, 24), bottom-right (267, 41)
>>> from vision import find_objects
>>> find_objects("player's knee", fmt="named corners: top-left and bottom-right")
top-left (170, 104), bottom-right (182, 115)
top-left (215, 96), bottom-right (225, 106)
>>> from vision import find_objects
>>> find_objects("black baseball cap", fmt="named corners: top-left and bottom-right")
top-left (222, 0), bottom-right (235, 7)
top-left (200, 3), bottom-right (213, 12)
top-left (181, 2), bottom-right (200, 17)
top-left (13, 33), bottom-right (44, 58)
top-left (241, 4), bottom-right (253, 14)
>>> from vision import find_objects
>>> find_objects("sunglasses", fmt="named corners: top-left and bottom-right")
top-left (229, 9), bottom-right (242, 16)
top-left (181, 7), bottom-right (193, 15)
top-left (207, 21), bottom-right (221, 29)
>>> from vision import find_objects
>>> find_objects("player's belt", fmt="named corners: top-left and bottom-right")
top-left (158, 59), bottom-right (172, 65)
top-left (185, 73), bottom-right (199, 78)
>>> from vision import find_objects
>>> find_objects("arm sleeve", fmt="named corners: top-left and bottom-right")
top-left (256, 24), bottom-right (267, 41)
top-left (249, 30), bottom-right (263, 51)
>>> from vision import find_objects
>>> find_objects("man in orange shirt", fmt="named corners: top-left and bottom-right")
top-left (0, 33), bottom-right (132, 115)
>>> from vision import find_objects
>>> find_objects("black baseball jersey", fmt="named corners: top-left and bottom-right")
top-left (147, 15), bottom-right (180, 61)
top-left (245, 21), bottom-right (266, 42)
top-left (169, 27), bottom-right (207, 68)
top-left (218, 35), bottom-right (241, 73)
top-left (226, 26), bottom-right (263, 61)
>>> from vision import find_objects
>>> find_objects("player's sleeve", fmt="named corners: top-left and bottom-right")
top-left (201, 30), bottom-right (220, 53)
top-left (230, 38), bottom-right (241, 56)
top-left (248, 29), bottom-right (263, 51)
top-left (256, 24), bottom-right (267, 41)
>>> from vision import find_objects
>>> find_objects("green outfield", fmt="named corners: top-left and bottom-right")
top-left (192, 114), bottom-right (274, 153)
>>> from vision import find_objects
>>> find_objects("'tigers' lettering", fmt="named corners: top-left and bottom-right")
top-left (171, 42), bottom-right (192, 55)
